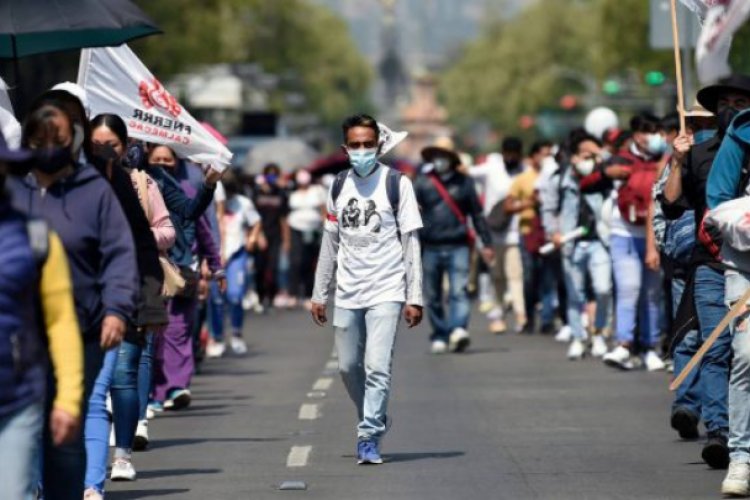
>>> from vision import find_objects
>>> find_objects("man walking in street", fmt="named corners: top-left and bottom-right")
top-left (414, 138), bottom-right (493, 354)
top-left (311, 114), bottom-right (423, 465)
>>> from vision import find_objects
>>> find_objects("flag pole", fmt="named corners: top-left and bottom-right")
top-left (670, 0), bottom-right (687, 133)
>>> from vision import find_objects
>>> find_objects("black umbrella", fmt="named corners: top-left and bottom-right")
top-left (0, 0), bottom-right (161, 59)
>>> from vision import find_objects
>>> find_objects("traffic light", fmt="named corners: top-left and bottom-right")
top-left (645, 71), bottom-right (666, 86)
top-left (603, 80), bottom-right (621, 95)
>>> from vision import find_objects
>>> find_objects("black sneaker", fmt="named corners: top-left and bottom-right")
top-left (702, 431), bottom-right (730, 470)
top-left (670, 407), bottom-right (700, 440)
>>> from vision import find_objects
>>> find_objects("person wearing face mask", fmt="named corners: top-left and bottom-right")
top-left (253, 163), bottom-right (292, 309)
top-left (8, 99), bottom-right (138, 500)
top-left (414, 137), bottom-right (494, 354)
top-left (662, 78), bottom-right (750, 481)
top-left (288, 169), bottom-right (326, 308)
top-left (579, 113), bottom-right (665, 373)
top-left (311, 114), bottom-right (423, 465)
top-left (699, 75), bottom-right (750, 495)
top-left (542, 132), bottom-right (612, 361)
top-left (206, 169), bottom-right (262, 359)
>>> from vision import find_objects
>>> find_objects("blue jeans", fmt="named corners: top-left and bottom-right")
top-left (139, 333), bottom-right (154, 420)
top-left (610, 234), bottom-right (661, 348)
top-left (423, 245), bottom-right (471, 342)
top-left (520, 244), bottom-right (557, 327)
top-left (726, 272), bottom-right (750, 462)
top-left (0, 402), bottom-right (43, 500)
top-left (333, 302), bottom-right (402, 442)
top-left (562, 241), bottom-right (612, 340)
top-left (85, 338), bottom-right (145, 493)
top-left (209, 250), bottom-right (252, 341)
top-left (672, 266), bottom-right (729, 432)
top-left (84, 348), bottom-right (117, 493)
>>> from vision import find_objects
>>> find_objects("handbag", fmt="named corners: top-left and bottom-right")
top-left (486, 200), bottom-right (512, 233)
top-left (427, 174), bottom-right (476, 247)
top-left (132, 169), bottom-right (185, 298)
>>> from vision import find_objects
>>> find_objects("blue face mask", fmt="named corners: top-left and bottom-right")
top-left (348, 148), bottom-right (378, 177)
top-left (646, 134), bottom-right (667, 156)
top-left (694, 129), bottom-right (717, 144)
top-left (265, 174), bottom-right (279, 185)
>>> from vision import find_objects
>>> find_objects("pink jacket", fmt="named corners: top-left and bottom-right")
top-left (131, 171), bottom-right (175, 251)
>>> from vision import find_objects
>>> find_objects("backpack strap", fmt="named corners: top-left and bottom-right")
top-left (385, 167), bottom-right (401, 218)
top-left (330, 169), bottom-right (349, 206)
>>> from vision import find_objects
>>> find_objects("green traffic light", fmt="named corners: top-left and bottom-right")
top-left (645, 71), bottom-right (666, 86)
top-left (603, 80), bottom-right (621, 95)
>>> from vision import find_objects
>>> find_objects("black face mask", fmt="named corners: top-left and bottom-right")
top-left (34, 146), bottom-right (74, 175)
top-left (91, 143), bottom-right (120, 172)
top-left (717, 106), bottom-right (740, 135)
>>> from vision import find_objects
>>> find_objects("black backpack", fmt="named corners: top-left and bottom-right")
top-left (330, 167), bottom-right (402, 225)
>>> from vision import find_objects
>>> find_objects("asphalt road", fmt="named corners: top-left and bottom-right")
top-left (108, 308), bottom-right (721, 500)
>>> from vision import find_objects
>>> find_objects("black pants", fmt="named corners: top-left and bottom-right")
top-left (289, 229), bottom-right (320, 298)
top-left (43, 337), bottom-right (104, 500)
top-left (256, 239), bottom-right (281, 305)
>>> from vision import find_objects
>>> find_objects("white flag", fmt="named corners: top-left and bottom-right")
top-left (377, 122), bottom-right (407, 157)
top-left (682, 0), bottom-right (750, 84)
top-left (0, 77), bottom-right (21, 148)
top-left (78, 45), bottom-right (232, 170)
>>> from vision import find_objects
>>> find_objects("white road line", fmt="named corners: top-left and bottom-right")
top-left (286, 445), bottom-right (312, 467)
top-left (313, 377), bottom-right (333, 391)
top-left (298, 403), bottom-right (320, 420)
top-left (325, 360), bottom-right (338, 371)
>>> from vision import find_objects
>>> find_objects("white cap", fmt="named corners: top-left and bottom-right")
top-left (51, 82), bottom-right (90, 117)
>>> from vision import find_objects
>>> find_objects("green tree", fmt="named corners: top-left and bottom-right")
top-left (132, 0), bottom-right (371, 125)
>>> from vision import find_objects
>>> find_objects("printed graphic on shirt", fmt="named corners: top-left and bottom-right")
top-left (341, 197), bottom-right (382, 234)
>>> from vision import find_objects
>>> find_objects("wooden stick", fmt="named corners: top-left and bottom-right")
top-left (670, 287), bottom-right (750, 392)
top-left (670, 0), bottom-right (687, 133)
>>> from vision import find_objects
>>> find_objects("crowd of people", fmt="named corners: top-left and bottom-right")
top-left (7, 68), bottom-right (750, 497)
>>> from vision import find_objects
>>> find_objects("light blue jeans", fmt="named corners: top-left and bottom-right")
top-left (726, 271), bottom-right (750, 462)
top-left (0, 401), bottom-right (43, 500)
top-left (84, 348), bottom-right (118, 494)
top-left (334, 302), bottom-right (403, 443)
top-left (562, 241), bottom-right (612, 340)
top-left (610, 234), bottom-right (661, 348)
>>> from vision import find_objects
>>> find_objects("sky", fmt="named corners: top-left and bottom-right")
top-left (313, 0), bottom-right (528, 71)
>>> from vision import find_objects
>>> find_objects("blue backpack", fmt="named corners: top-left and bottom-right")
top-left (663, 210), bottom-right (695, 266)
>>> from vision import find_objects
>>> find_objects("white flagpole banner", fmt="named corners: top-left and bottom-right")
top-left (377, 122), bottom-right (407, 157)
top-left (681, 0), bottom-right (750, 84)
top-left (78, 45), bottom-right (232, 170)
top-left (0, 77), bottom-right (21, 148)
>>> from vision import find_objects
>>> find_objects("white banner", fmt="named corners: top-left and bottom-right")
top-left (78, 45), bottom-right (232, 170)
top-left (682, 0), bottom-right (750, 84)
top-left (0, 77), bottom-right (21, 148)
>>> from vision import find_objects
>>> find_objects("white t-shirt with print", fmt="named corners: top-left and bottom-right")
top-left (326, 165), bottom-right (422, 309)
top-left (222, 194), bottom-right (261, 262)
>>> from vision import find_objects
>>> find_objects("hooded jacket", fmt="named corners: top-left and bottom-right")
top-left (8, 165), bottom-right (138, 340)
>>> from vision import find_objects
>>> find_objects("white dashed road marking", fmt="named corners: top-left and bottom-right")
top-left (298, 403), bottom-right (320, 420)
top-left (313, 377), bottom-right (333, 391)
top-left (286, 446), bottom-right (312, 467)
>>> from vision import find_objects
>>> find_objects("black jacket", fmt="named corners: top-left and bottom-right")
top-left (414, 171), bottom-right (492, 247)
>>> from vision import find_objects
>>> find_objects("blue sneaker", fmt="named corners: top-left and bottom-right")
top-left (357, 440), bottom-right (383, 465)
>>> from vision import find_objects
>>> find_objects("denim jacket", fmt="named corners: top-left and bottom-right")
top-left (541, 167), bottom-right (605, 256)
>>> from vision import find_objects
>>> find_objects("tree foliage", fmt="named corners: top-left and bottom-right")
top-left (132, 0), bottom-right (372, 125)
top-left (439, 0), bottom-right (676, 131)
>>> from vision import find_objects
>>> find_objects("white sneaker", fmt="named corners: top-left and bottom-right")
top-left (567, 339), bottom-right (586, 360)
top-left (722, 461), bottom-right (750, 496)
top-left (110, 458), bottom-right (136, 481)
top-left (84, 487), bottom-right (103, 499)
top-left (430, 340), bottom-right (448, 355)
top-left (448, 328), bottom-right (471, 353)
top-left (109, 425), bottom-right (115, 446)
top-left (133, 420), bottom-right (149, 451)
top-left (644, 350), bottom-right (666, 372)
top-left (145, 406), bottom-right (155, 420)
top-left (555, 325), bottom-right (572, 343)
top-left (230, 336), bottom-right (248, 355)
top-left (591, 336), bottom-right (608, 358)
top-left (206, 340), bottom-right (226, 359)
top-left (603, 345), bottom-right (634, 370)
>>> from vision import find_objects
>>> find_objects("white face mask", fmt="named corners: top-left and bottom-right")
top-left (574, 158), bottom-right (596, 177)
